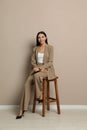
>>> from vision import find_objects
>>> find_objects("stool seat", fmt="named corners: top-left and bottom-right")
top-left (32, 76), bottom-right (60, 117)
top-left (43, 76), bottom-right (58, 81)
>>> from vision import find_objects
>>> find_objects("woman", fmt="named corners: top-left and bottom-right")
top-left (16, 31), bottom-right (56, 119)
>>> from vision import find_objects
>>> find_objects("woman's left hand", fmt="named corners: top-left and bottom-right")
top-left (41, 68), bottom-right (46, 73)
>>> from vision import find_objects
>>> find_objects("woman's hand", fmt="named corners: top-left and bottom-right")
top-left (41, 68), bottom-right (46, 73)
top-left (33, 67), bottom-right (46, 73)
top-left (33, 67), bottom-right (39, 72)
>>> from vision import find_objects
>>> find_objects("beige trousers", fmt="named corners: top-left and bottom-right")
top-left (19, 70), bottom-right (48, 111)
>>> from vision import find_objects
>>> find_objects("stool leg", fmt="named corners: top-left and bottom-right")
top-left (47, 81), bottom-right (50, 110)
top-left (54, 79), bottom-right (61, 114)
top-left (32, 89), bottom-right (36, 113)
top-left (42, 79), bottom-right (47, 117)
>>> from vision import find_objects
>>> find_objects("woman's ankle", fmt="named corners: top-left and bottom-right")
top-left (18, 110), bottom-right (23, 115)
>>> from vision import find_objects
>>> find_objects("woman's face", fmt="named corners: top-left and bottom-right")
top-left (38, 33), bottom-right (47, 45)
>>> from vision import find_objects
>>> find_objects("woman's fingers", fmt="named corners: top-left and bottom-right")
top-left (33, 67), bottom-right (39, 72)
top-left (41, 68), bottom-right (46, 72)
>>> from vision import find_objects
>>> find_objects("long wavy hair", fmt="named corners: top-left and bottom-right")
top-left (36, 31), bottom-right (48, 46)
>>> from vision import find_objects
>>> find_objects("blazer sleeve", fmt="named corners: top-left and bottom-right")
top-left (31, 47), bottom-right (38, 68)
top-left (39, 45), bottom-right (54, 69)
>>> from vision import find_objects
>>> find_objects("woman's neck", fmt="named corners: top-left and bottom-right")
top-left (38, 43), bottom-right (46, 52)
top-left (40, 43), bottom-right (46, 47)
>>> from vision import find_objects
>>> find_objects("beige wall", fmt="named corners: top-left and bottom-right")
top-left (0, 0), bottom-right (87, 105)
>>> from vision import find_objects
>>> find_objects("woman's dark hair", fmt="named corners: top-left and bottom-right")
top-left (36, 31), bottom-right (48, 46)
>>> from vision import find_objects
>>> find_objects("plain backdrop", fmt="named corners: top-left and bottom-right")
top-left (0, 0), bottom-right (87, 105)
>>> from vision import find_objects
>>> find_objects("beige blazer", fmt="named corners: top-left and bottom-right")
top-left (30, 44), bottom-right (56, 80)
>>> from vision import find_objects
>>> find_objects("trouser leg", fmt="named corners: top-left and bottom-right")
top-left (33, 71), bottom-right (48, 98)
top-left (19, 75), bottom-right (33, 111)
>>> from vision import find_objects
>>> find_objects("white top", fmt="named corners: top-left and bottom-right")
top-left (37, 52), bottom-right (44, 63)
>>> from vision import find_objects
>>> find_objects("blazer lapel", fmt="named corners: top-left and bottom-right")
top-left (36, 47), bottom-right (38, 62)
top-left (43, 44), bottom-right (48, 63)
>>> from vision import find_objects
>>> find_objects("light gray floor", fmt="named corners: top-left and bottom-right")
top-left (0, 106), bottom-right (87, 130)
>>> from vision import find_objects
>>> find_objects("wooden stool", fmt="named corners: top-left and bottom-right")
top-left (32, 76), bottom-right (60, 117)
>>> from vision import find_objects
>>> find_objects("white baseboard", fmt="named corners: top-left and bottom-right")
top-left (0, 105), bottom-right (18, 110)
top-left (60, 105), bottom-right (87, 109)
top-left (0, 105), bottom-right (87, 110)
